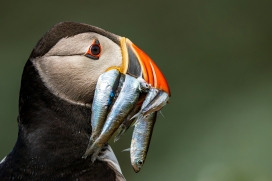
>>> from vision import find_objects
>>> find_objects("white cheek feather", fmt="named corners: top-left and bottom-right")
top-left (32, 32), bottom-right (122, 106)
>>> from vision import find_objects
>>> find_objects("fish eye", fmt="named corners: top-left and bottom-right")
top-left (137, 160), bottom-right (143, 166)
top-left (85, 39), bottom-right (101, 60)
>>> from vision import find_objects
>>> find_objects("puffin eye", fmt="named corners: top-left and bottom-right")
top-left (91, 45), bottom-right (101, 55)
top-left (85, 39), bottom-right (101, 60)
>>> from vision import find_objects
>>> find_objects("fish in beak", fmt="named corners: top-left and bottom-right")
top-left (83, 37), bottom-right (171, 169)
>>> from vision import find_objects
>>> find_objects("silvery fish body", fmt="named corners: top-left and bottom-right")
top-left (85, 74), bottom-right (141, 161)
top-left (108, 74), bottom-right (125, 111)
top-left (114, 104), bottom-right (141, 142)
top-left (114, 88), bottom-right (159, 142)
top-left (89, 69), bottom-right (120, 143)
top-left (141, 90), bottom-right (169, 117)
top-left (131, 111), bottom-right (157, 173)
top-left (141, 88), bottom-right (159, 109)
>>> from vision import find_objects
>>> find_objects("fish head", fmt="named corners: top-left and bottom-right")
top-left (131, 156), bottom-right (145, 173)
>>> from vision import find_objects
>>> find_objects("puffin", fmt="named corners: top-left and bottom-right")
top-left (0, 22), bottom-right (169, 181)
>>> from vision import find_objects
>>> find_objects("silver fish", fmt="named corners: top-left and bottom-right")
top-left (141, 90), bottom-right (169, 117)
top-left (108, 74), bottom-right (125, 111)
top-left (84, 74), bottom-right (141, 161)
top-left (131, 111), bottom-right (157, 173)
top-left (85, 69), bottom-right (120, 151)
top-left (137, 77), bottom-right (150, 93)
top-left (114, 104), bottom-right (141, 142)
top-left (114, 88), bottom-right (159, 142)
top-left (130, 88), bottom-right (159, 121)
top-left (141, 88), bottom-right (159, 108)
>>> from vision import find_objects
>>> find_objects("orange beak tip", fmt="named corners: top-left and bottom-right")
top-left (130, 42), bottom-right (171, 96)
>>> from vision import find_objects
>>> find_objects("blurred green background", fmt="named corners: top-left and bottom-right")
top-left (0, 1), bottom-right (272, 180)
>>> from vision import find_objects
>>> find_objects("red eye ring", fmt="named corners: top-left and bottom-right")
top-left (85, 39), bottom-right (101, 60)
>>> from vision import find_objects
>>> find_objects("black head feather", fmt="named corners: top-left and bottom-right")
top-left (30, 22), bottom-right (120, 59)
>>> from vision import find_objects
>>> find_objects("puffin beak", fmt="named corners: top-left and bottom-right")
top-left (119, 37), bottom-right (171, 96)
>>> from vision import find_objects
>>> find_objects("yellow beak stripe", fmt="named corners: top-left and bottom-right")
top-left (120, 37), bottom-right (129, 74)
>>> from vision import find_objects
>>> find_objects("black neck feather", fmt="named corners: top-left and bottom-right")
top-left (0, 60), bottom-right (116, 181)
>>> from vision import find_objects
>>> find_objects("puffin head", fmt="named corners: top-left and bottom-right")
top-left (30, 22), bottom-right (170, 107)
top-left (0, 22), bottom-right (171, 180)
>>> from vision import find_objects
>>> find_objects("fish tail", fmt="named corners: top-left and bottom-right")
top-left (82, 141), bottom-right (103, 162)
top-left (122, 148), bottom-right (130, 152)
top-left (159, 110), bottom-right (165, 118)
top-left (132, 115), bottom-right (142, 127)
top-left (130, 112), bottom-right (141, 120)
top-left (85, 137), bottom-right (95, 153)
